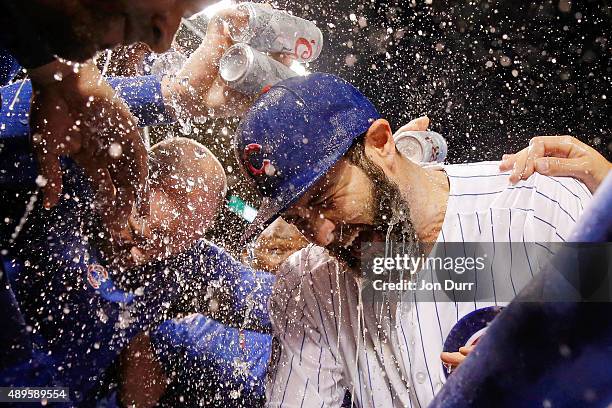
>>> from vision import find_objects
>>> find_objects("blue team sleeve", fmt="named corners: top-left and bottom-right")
top-left (150, 315), bottom-right (271, 403)
top-left (200, 243), bottom-right (275, 332)
top-left (0, 75), bottom-right (174, 187)
top-left (106, 76), bottom-right (173, 127)
top-left (0, 75), bottom-right (173, 148)
top-left (0, 80), bottom-right (30, 148)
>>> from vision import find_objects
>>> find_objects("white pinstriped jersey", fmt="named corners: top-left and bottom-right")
top-left (266, 162), bottom-right (592, 408)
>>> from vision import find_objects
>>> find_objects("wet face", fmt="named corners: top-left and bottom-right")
top-left (112, 181), bottom-right (218, 268)
top-left (110, 138), bottom-right (226, 268)
top-left (283, 141), bottom-right (417, 268)
top-left (40, 0), bottom-right (216, 61)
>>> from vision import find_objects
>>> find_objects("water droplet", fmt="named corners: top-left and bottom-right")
top-left (265, 163), bottom-right (276, 176)
top-left (209, 298), bottom-right (219, 312)
top-left (108, 143), bottom-right (122, 158)
top-left (559, 344), bottom-right (571, 357)
top-left (35, 175), bottom-right (47, 187)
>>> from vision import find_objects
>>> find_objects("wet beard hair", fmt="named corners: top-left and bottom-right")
top-left (329, 138), bottom-right (420, 270)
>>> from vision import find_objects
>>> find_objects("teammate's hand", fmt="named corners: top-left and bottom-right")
top-left (29, 61), bottom-right (150, 234)
top-left (163, 5), bottom-right (295, 118)
top-left (500, 136), bottom-right (611, 193)
top-left (246, 218), bottom-right (309, 271)
top-left (440, 344), bottom-right (475, 373)
top-left (395, 115), bottom-right (430, 133)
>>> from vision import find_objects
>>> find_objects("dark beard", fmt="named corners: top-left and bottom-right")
top-left (328, 142), bottom-right (420, 271)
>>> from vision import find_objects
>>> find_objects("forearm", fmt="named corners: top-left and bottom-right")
top-left (0, 76), bottom-right (173, 148)
top-left (160, 33), bottom-right (229, 118)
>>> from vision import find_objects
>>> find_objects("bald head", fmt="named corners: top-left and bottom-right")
top-left (149, 137), bottom-right (227, 236)
top-left (115, 138), bottom-right (227, 267)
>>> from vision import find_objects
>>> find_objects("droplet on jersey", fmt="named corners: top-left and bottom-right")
top-left (53, 72), bottom-right (63, 81)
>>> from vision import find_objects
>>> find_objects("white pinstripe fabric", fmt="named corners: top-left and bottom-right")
top-left (266, 162), bottom-right (592, 407)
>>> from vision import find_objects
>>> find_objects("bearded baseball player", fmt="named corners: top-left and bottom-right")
top-left (234, 73), bottom-right (609, 407)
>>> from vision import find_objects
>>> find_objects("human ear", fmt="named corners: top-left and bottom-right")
top-left (364, 119), bottom-right (396, 166)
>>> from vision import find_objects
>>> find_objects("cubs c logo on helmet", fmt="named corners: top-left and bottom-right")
top-left (441, 306), bottom-right (504, 378)
top-left (87, 264), bottom-right (109, 290)
top-left (244, 143), bottom-right (273, 176)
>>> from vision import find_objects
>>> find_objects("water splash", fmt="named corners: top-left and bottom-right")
top-left (8, 190), bottom-right (39, 245)
top-left (98, 49), bottom-right (113, 85)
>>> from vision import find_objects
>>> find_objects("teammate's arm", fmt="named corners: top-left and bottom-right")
top-left (197, 243), bottom-right (274, 332)
top-left (161, 9), bottom-right (258, 119)
top-left (0, 76), bottom-right (171, 147)
top-left (161, 7), bottom-right (294, 119)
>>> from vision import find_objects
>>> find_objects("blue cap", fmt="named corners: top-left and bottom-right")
top-left (235, 73), bottom-right (380, 241)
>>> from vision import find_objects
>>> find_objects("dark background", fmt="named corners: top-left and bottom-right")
top-left (279, 0), bottom-right (611, 164)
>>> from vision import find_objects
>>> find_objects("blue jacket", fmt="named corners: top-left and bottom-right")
top-left (0, 162), bottom-right (273, 405)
